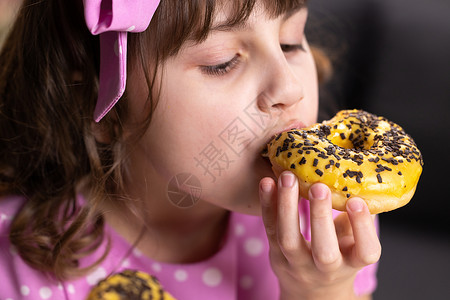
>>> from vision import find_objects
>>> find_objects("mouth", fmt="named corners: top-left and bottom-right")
top-left (260, 120), bottom-right (307, 158)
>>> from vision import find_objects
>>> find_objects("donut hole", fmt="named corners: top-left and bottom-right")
top-left (329, 136), bottom-right (356, 149)
top-left (324, 118), bottom-right (385, 152)
top-left (328, 131), bottom-right (375, 151)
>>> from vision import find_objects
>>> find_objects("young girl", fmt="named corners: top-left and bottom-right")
top-left (0, 0), bottom-right (380, 299)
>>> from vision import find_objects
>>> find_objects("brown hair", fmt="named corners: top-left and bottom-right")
top-left (0, 0), bottom-right (327, 281)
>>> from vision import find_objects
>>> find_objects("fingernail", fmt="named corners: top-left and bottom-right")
top-left (280, 172), bottom-right (295, 188)
top-left (309, 183), bottom-right (328, 200)
top-left (261, 183), bottom-right (273, 193)
top-left (347, 198), bottom-right (364, 213)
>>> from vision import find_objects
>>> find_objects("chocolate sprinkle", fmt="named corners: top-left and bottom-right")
top-left (313, 158), bottom-right (318, 167)
top-left (377, 174), bottom-right (383, 183)
top-left (267, 110), bottom-right (423, 192)
top-left (299, 157), bottom-right (307, 165)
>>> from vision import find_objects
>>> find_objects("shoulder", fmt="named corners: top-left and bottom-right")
top-left (0, 194), bottom-right (127, 299)
top-left (0, 194), bottom-right (26, 243)
top-left (0, 195), bottom-right (68, 299)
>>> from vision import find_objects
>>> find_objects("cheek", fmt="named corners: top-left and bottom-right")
top-left (141, 109), bottom-right (262, 213)
top-left (137, 82), bottom-right (241, 181)
top-left (299, 53), bottom-right (320, 124)
top-left (145, 85), bottom-right (263, 209)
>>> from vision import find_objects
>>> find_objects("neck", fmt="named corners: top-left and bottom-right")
top-left (101, 170), bottom-right (230, 263)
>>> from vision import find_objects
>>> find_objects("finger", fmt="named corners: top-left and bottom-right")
top-left (334, 212), bottom-right (353, 238)
top-left (259, 177), bottom-right (278, 245)
top-left (346, 197), bottom-right (382, 267)
top-left (276, 171), bottom-right (310, 262)
top-left (334, 212), bottom-right (355, 254)
top-left (308, 183), bottom-right (342, 272)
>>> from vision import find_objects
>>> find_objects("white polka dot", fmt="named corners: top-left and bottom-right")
top-left (202, 268), bottom-right (223, 287)
top-left (57, 283), bottom-right (63, 290)
top-left (240, 275), bottom-right (254, 289)
top-left (1, 213), bottom-right (12, 222)
top-left (244, 237), bottom-right (264, 256)
top-left (126, 25), bottom-right (136, 31)
top-left (152, 262), bottom-right (162, 272)
top-left (174, 269), bottom-right (188, 282)
top-left (132, 248), bottom-right (142, 257)
top-left (20, 285), bottom-right (30, 296)
top-left (39, 286), bottom-right (52, 299)
top-left (234, 223), bottom-right (245, 236)
top-left (86, 267), bottom-right (107, 286)
top-left (67, 284), bottom-right (75, 294)
top-left (121, 258), bottom-right (130, 268)
top-left (6, 298), bottom-right (13, 300)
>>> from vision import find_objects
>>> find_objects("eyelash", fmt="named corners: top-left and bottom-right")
top-left (280, 43), bottom-right (306, 53)
top-left (200, 43), bottom-right (305, 76)
top-left (200, 55), bottom-right (241, 76)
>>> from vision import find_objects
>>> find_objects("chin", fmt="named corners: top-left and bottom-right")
top-left (255, 153), bottom-right (277, 180)
top-left (233, 156), bottom-right (275, 216)
top-left (199, 151), bottom-right (275, 216)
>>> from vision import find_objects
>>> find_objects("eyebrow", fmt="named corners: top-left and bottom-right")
top-left (283, 4), bottom-right (306, 21)
top-left (210, 3), bottom-right (307, 32)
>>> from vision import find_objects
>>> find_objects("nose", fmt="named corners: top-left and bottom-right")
top-left (256, 51), bottom-right (305, 113)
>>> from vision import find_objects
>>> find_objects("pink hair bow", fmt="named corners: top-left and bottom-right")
top-left (83, 0), bottom-right (161, 122)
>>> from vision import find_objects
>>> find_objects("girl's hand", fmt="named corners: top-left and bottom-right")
top-left (259, 171), bottom-right (381, 300)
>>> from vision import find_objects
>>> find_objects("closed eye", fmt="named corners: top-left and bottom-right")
top-left (280, 43), bottom-right (306, 53)
top-left (200, 55), bottom-right (241, 76)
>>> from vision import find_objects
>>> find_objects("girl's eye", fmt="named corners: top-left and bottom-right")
top-left (200, 55), bottom-right (240, 76)
top-left (280, 43), bottom-right (306, 53)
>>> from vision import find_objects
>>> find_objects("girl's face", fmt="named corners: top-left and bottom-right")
top-left (125, 5), bottom-right (318, 216)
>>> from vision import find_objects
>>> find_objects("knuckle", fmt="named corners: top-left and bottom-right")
top-left (318, 272), bottom-right (340, 285)
top-left (269, 250), bottom-right (290, 271)
top-left (311, 205), bottom-right (332, 221)
top-left (278, 236), bottom-right (299, 255)
top-left (260, 194), bottom-right (274, 209)
top-left (361, 245), bottom-right (382, 265)
top-left (262, 217), bottom-right (277, 240)
top-left (264, 226), bottom-right (277, 240)
top-left (314, 251), bottom-right (341, 269)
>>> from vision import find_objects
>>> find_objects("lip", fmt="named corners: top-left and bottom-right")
top-left (277, 120), bottom-right (307, 136)
top-left (261, 120), bottom-right (307, 156)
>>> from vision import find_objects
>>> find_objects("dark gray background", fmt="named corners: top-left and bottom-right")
top-left (306, 0), bottom-right (450, 298)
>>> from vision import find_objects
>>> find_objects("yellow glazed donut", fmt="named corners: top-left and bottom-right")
top-left (266, 109), bottom-right (423, 214)
top-left (86, 269), bottom-right (176, 300)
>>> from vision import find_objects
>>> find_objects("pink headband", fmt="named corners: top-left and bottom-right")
top-left (83, 0), bottom-right (161, 122)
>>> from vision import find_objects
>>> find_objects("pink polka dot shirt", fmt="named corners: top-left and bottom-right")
top-left (0, 195), bottom-right (378, 299)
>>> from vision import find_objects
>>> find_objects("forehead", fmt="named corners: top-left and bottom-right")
top-left (188, 0), bottom-right (307, 40)
top-left (212, 3), bottom-right (306, 33)
top-left (131, 0), bottom-right (308, 63)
